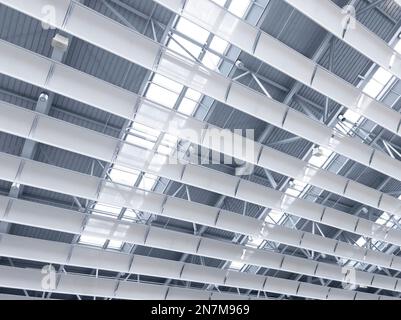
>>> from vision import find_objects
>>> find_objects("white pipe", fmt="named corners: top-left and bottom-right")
top-left (282, 0), bottom-right (401, 81)
top-left (1, 100), bottom-right (401, 250)
top-left (0, 201), bottom-right (397, 299)
top-left (2, 101), bottom-right (401, 274)
top-left (0, 233), bottom-right (378, 300)
top-left (0, 178), bottom-right (401, 294)
top-left (0, 265), bottom-right (257, 300)
top-left (1, 2), bottom-right (401, 193)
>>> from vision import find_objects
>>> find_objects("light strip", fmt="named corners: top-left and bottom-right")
top-left (0, 199), bottom-right (398, 298)
top-left (1, 2), bottom-right (401, 192)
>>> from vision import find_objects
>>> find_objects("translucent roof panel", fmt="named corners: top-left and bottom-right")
top-left (185, 88), bottom-right (202, 101)
top-left (157, 134), bottom-right (179, 155)
top-left (246, 237), bottom-right (264, 248)
top-left (202, 51), bottom-right (221, 70)
top-left (138, 173), bottom-right (158, 191)
top-left (374, 68), bottom-right (393, 85)
top-left (308, 147), bottom-right (333, 168)
top-left (109, 165), bottom-right (141, 186)
top-left (228, 0), bottom-right (251, 17)
top-left (122, 209), bottom-right (139, 222)
top-left (152, 74), bottom-right (184, 93)
top-left (168, 35), bottom-right (203, 60)
top-left (209, 36), bottom-right (229, 54)
top-left (176, 18), bottom-right (210, 45)
top-left (229, 261), bottom-right (245, 271)
top-left (108, 240), bottom-right (123, 250)
top-left (211, 0), bottom-right (227, 6)
top-left (265, 209), bottom-right (285, 225)
top-left (178, 97), bottom-right (198, 115)
top-left (79, 235), bottom-right (106, 247)
top-left (363, 79), bottom-right (385, 98)
top-left (93, 203), bottom-right (122, 217)
top-left (146, 83), bottom-right (180, 109)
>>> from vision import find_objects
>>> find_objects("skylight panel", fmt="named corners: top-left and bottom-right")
top-left (108, 240), bottom-right (123, 250)
top-left (175, 18), bottom-right (210, 44)
top-left (229, 261), bottom-right (245, 270)
top-left (373, 68), bottom-right (392, 85)
top-left (376, 212), bottom-right (393, 227)
top-left (178, 97), bottom-right (198, 115)
top-left (158, 134), bottom-right (178, 155)
top-left (394, 38), bottom-right (401, 53)
top-left (152, 74), bottom-right (183, 93)
top-left (127, 122), bottom-right (160, 149)
top-left (157, 145), bottom-right (173, 155)
top-left (335, 109), bottom-right (362, 136)
top-left (125, 135), bottom-right (156, 150)
top-left (93, 203), bottom-right (121, 217)
top-left (228, 0), bottom-right (251, 17)
top-left (146, 84), bottom-right (180, 109)
top-left (109, 165), bottom-right (140, 186)
top-left (265, 209), bottom-right (285, 224)
top-left (308, 146), bottom-right (333, 168)
top-left (343, 109), bottom-right (361, 124)
top-left (308, 154), bottom-right (329, 168)
top-left (185, 88), bottom-right (202, 101)
top-left (290, 180), bottom-right (308, 191)
top-left (356, 237), bottom-right (367, 247)
top-left (363, 78), bottom-right (384, 98)
top-left (79, 234), bottom-right (106, 247)
top-left (202, 51), bottom-right (221, 70)
top-left (211, 0), bottom-right (226, 6)
top-left (285, 187), bottom-right (302, 198)
top-left (168, 35), bottom-right (203, 60)
top-left (123, 209), bottom-right (139, 221)
top-left (130, 122), bottom-right (160, 140)
top-left (161, 133), bottom-right (178, 147)
top-left (209, 36), bottom-right (229, 54)
top-left (246, 237), bottom-right (264, 248)
top-left (138, 173), bottom-right (158, 190)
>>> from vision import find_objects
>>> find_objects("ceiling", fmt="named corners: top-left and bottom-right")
top-left (0, 0), bottom-right (401, 300)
